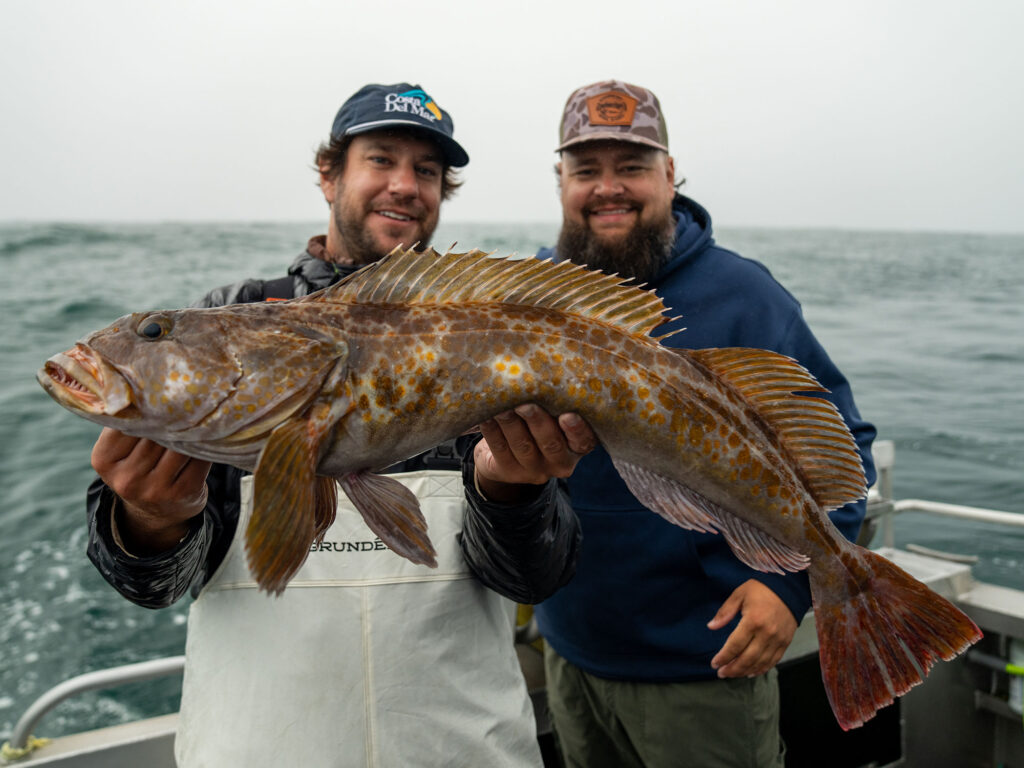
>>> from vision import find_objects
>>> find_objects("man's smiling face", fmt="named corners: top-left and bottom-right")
top-left (321, 131), bottom-right (444, 264)
top-left (558, 140), bottom-right (676, 246)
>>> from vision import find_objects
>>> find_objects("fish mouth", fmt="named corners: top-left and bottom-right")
top-left (37, 344), bottom-right (135, 417)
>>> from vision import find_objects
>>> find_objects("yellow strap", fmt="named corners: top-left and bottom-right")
top-left (1, 735), bottom-right (51, 763)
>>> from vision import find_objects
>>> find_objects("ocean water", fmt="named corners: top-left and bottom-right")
top-left (1, 221), bottom-right (1021, 740)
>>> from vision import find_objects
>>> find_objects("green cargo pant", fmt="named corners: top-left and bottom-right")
top-left (544, 645), bottom-right (785, 768)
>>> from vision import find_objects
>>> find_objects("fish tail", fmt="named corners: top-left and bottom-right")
top-left (811, 548), bottom-right (981, 730)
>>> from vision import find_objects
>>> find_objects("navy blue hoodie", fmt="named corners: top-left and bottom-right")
top-left (534, 194), bottom-right (877, 682)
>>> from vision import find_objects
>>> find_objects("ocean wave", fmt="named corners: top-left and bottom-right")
top-left (0, 223), bottom-right (151, 258)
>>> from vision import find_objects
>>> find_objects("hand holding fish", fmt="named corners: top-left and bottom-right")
top-left (91, 427), bottom-right (211, 555)
top-left (474, 404), bottom-right (597, 503)
top-left (708, 580), bottom-right (798, 679)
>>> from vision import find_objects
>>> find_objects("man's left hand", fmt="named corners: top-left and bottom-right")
top-left (707, 579), bottom-right (798, 678)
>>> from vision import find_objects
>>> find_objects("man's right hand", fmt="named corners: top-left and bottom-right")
top-left (473, 404), bottom-right (596, 504)
top-left (91, 427), bottom-right (211, 555)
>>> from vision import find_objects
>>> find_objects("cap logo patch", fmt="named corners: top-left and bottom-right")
top-left (385, 88), bottom-right (442, 122)
top-left (586, 90), bottom-right (637, 126)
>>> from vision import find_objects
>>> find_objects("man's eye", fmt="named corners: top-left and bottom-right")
top-left (416, 165), bottom-right (439, 178)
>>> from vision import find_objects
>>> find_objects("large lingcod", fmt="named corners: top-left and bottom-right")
top-left (38, 247), bottom-right (981, 730)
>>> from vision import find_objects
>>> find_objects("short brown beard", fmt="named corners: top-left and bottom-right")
top-left (331, 196), bottom-right (435, 266)
top-left (556, 210), bottom-right (675, 284)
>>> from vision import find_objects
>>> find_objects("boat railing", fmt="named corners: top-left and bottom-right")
top-left (866, 440), bottom-right (1024, 550)
top-left (6, 441), bottom-right (1022, 761)
top-left (4, 656), bottom-right (184, 756)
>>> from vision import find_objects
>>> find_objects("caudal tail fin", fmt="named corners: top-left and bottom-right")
top-left (811, 549), bottom-right (982, 730)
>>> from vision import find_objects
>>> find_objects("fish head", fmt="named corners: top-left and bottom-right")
top-left (38, 304), bottom-right (350, 444)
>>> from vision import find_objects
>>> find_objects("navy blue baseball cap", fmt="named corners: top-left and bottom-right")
top-left (330, 83), bottom-right (469, 168)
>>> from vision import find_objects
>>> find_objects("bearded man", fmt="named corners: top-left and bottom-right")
top-left (85, 82), bottom-right (585, 768)
top-left (524, 80), bottom-right (878, 768)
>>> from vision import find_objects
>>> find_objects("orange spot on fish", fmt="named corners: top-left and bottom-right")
top-left (689, 425), bottom-right (704, 446)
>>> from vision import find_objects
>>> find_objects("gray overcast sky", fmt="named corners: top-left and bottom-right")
top-left (2, 0), bottom-right (1022, 232)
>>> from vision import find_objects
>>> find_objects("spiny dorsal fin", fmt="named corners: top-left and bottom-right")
top-left (690, 348), bottom-right (867, 511)
top-left (321, 247), bottom-right (673, 339)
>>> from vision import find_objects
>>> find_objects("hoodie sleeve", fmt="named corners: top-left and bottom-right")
top-left (458, 437), bottom-right (581, 604)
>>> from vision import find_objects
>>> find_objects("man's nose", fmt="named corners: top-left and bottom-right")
top-left (594, 171), bottom-right (624, 197)
top-left (388, 163), bottom-right (419, 197)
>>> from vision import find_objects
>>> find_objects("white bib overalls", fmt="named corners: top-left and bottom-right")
top-left (176, 471), bottom-right (541, 767)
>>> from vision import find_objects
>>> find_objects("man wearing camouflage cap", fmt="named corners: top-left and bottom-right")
top-left (527, 80), bottom-right (877, 767)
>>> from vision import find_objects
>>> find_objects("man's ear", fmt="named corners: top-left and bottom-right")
top-left (664, 155), bottom-right (676, 185)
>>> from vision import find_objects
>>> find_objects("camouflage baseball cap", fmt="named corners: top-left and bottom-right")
top-left (557, 80), bottom-right (669, 153)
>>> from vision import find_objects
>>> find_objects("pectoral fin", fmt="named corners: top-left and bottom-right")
top-left (340, 471), bottom-right (438, 568)
top-left (245, 416), bottom-right (340, 594)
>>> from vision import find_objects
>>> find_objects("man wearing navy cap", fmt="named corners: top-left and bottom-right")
top-left (315, 83), bottom-right (469, 268)
top-left (84, 83), bottom-right (584, 767)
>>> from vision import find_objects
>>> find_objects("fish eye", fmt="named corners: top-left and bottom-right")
top-left (137, 314), bottom-right (173, 341)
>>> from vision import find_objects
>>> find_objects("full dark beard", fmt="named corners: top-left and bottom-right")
top-left (556, 213), bottom-right (675, 284)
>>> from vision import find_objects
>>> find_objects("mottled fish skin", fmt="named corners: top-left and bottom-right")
top-left (38, 247), bottom-right (980, 730)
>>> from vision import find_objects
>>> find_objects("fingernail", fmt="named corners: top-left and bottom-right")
top-left (513, 404), bottom-right (536, 418)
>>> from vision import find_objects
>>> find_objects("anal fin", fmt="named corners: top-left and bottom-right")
top-left (340, 471), bottom-right (438, 568)
top-left (613, 458), bottom-right (810, 575)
